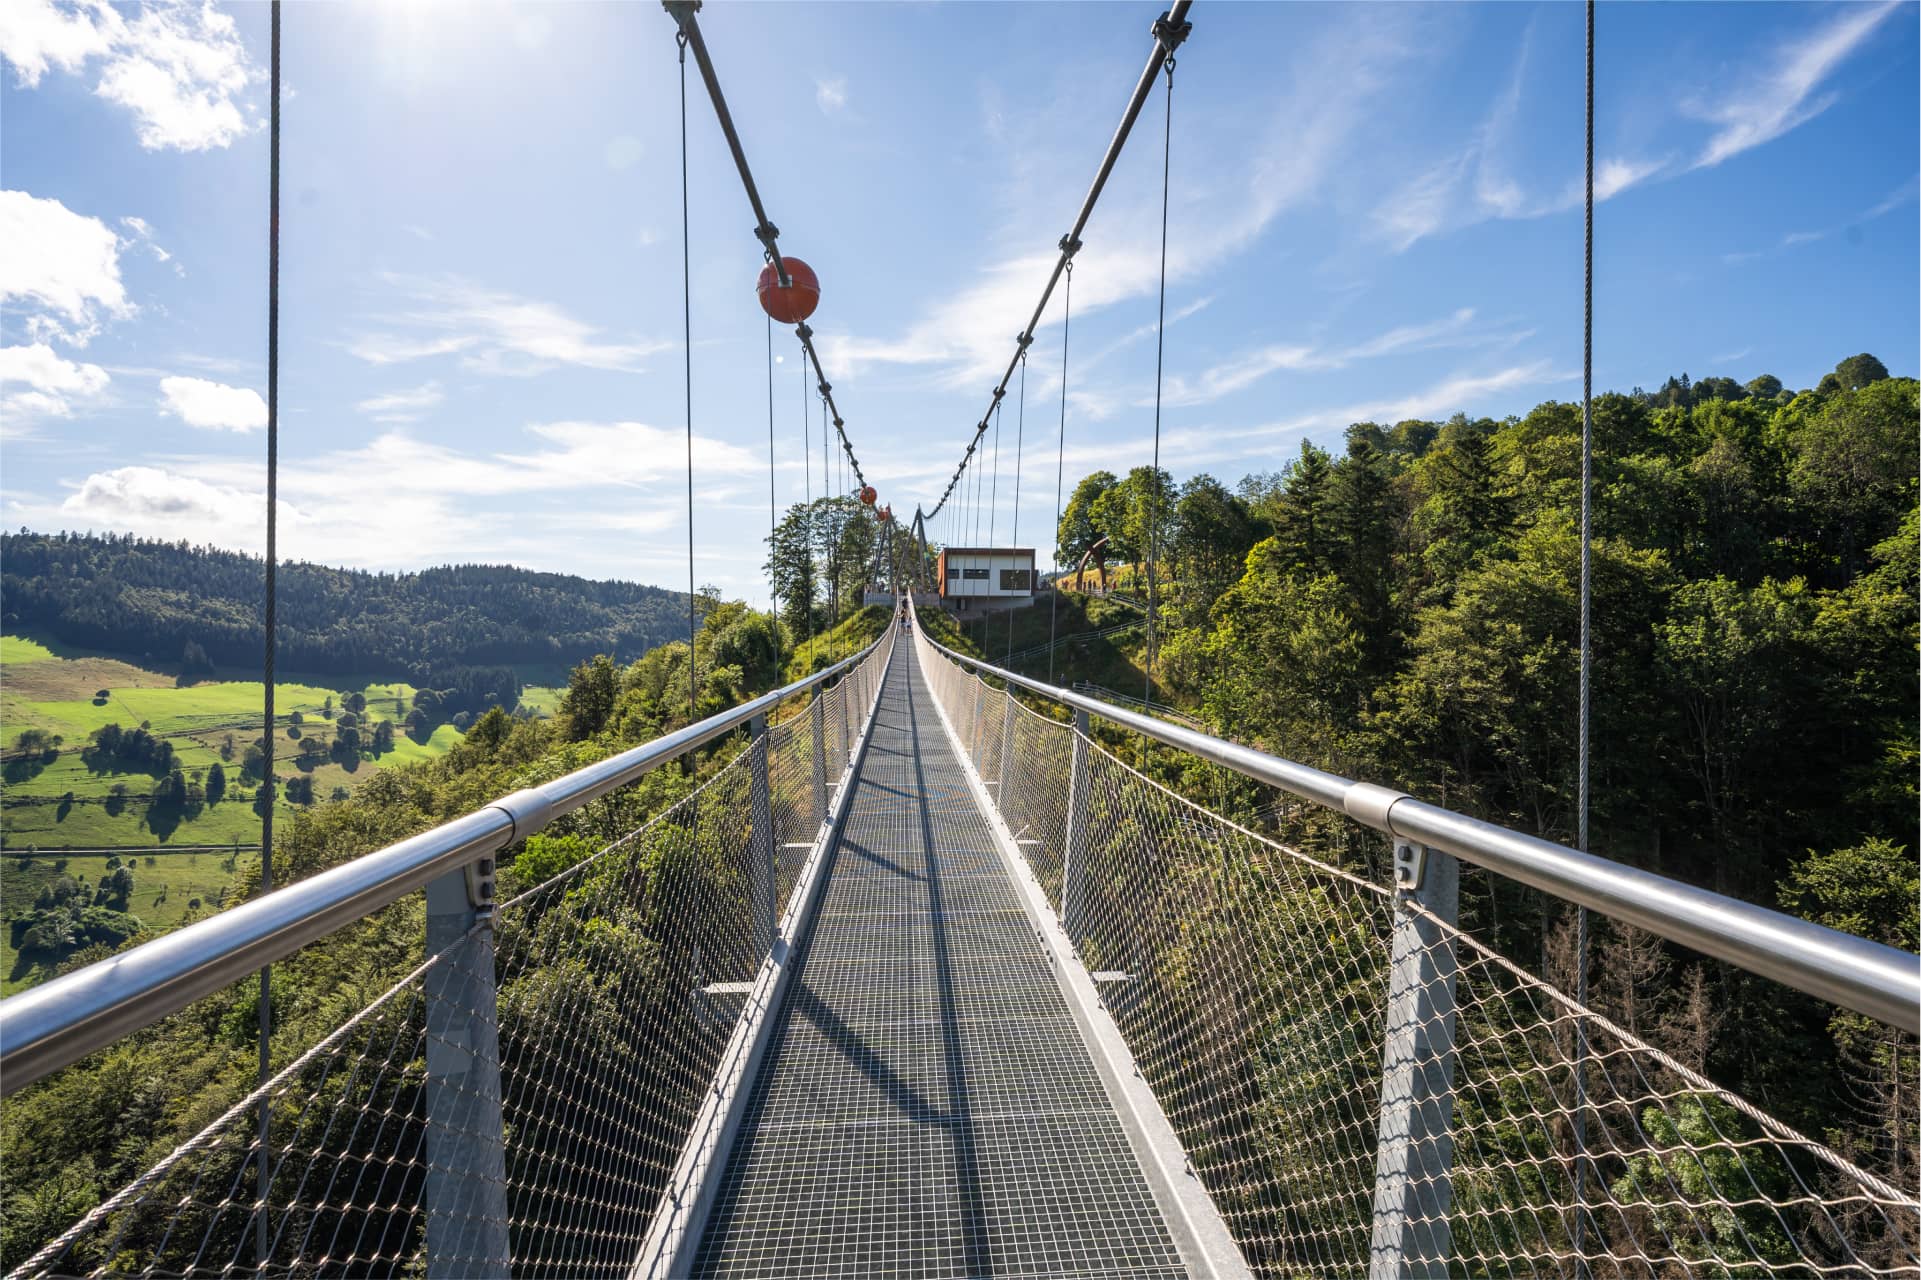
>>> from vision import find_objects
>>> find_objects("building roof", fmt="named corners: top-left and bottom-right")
top-left (937, 547), bottom-right (1036, 557)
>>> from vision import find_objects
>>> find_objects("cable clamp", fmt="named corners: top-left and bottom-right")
top-left (753, 220), bottom-right (781, 248)
top-left (1058, 234), bottom-right (1083, 258)
top-left (795, 322), bottom-right (813, 341)
top-left (1016, 331), bottom-right (1034, 349)
top-left (817, 380), bottom-right (832, 396)
top-left (662, 0), bottom-right (702, 17)
top-left (991, 387), bottom-right (1005, 401)
top-left (1152, 12), bottom-right (1192, 52)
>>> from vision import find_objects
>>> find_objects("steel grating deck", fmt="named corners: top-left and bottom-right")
top-left (690, 644), bottom-right (1186, 1280)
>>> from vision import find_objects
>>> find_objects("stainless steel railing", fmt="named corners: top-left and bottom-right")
top-left (913, 615), bottom-right (1918, 1033)
top-left (0, 639), bottom-right (885, 1093)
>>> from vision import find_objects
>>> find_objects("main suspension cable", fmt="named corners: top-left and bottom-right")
top-left (1143, 53), bottom-right (1176, 710)
top-left (662, 2), bottom-right (869, 491)
top-left (923, 2), bottom-right (1191, 522)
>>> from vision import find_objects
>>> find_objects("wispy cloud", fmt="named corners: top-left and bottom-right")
top-left (1687, 1), bottom-right (1899, 170)
top-left (1721, 174), bottom-right (1919, 264)
top-left (0, 0), bottom-right (262, 150)
top-left (348, 274), bottom-right (673, 375)
top-left (818, 9), bottom-right (1427, 389)
top-left (355, 380), bottom-right (444, 424)
top-left (1372, 22), bottom-right (1665, 252)
top-left (1157, 308), bottom-right (1521, 408)
top-left (815, 76), bottom-right (846, 114)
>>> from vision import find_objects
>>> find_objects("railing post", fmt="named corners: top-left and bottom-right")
top-left (748, 713), bottom-right (776, 956)
top-left (1369, 838), bottom-right (1460, 1280)
top-left (1060, 707), bottom-right (1091, 938)
top-left (997, 686), bottom-right (1016, 796)
top-left (810, 695), bottom-right (828, 828)
top-left (422, 858), bottom-right (511, 1280)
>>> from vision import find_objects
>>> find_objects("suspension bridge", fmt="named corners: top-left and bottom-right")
top-left (2, 4), bottom-right (1917, 1279)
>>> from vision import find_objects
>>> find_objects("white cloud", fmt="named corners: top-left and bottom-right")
top-left (29, 416), bottom-right (762, 571)
top-left (349, 274), bottom-right (673, 374)
top-left (0, 0), bottom-right (261, 151)
top-left (356, 380), bottom-right (444, 423)
top-left (815, 76), bottom-right (846, 114)
top-left (0, 0), bottom-right (113, 84)
top-left (0, 189), bottom-right (132, 344)
top-left (605, 135), bottom-right (643, 170)
top-left (1688, 2), bottom-right (1898, 171)
top-left (159, 374), bottom-right (266, 431)
top-left (0, 342), bottom-right (109, 423)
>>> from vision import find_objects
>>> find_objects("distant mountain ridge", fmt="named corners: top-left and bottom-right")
top-left (1, 532), bottom-right (689, 676)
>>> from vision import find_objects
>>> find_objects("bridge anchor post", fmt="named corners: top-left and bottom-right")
top-left (1369, 838), bottom-right (1460, 1280)
top-left (422, 859), bottom-right (511, 1280)
top-left (810, 695), bottom-right (828, 827)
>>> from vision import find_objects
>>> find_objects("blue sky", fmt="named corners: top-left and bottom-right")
top-left (2, 0), bottom-right (1915, 603)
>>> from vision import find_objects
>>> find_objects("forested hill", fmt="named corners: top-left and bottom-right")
top-left (0, 533), bottom-right (689, 675)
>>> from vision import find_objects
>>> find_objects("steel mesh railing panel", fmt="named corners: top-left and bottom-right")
top-left (8, 637), bottom-right (894, 1280)
top-left (911, 628), bottom-right (1921, 1280)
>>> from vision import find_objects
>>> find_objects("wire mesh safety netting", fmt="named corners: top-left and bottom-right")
top-left (914, 628), bottom-right (1920, 1279)
top-left (4, 633), bottom-right (893, 1280)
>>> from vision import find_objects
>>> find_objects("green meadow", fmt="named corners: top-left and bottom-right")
top-left (1, 635), bottom-right (464, 850)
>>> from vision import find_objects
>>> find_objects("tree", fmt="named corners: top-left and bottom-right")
top-left (1744, 374), bottom-right (1783, 400)
top-left (1265, 441), bottom-right (1336, 579)
top-left (765, 503), bottom-right (819, 638)
top-left (206, 761), bottom-right (227, 805)
top-left (559, 654), bottom-right (619, 741)
top-left (1057, 471), bottom-right (1117, 583)
top-left (179, 639), bottom-right (214, 679)
top-left (1170, 474), bottom-right (1257, 618)
top-left (345, 691), bottom-right (366, 715)
top-left (1832, 352), bottom-right (1890, 391)
top-left (1327, 434), bottom-right (1397, 674)
top-left (371, 720), bottom-right (396, 754)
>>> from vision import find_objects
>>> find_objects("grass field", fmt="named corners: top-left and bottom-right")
top-left (1, 634), bottom-right (467, 851)
top-left (2, 849), bottom-right (246, 994)
top-left (1, 637), bottom-right (568, 995)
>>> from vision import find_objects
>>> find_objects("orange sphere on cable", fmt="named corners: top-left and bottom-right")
top-left (756, 257), bottom-right (820, 324)
top-left (859, 485), bottom-right (877, 506)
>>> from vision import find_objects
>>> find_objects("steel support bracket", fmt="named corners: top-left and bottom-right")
top-left (1152, 12), bottom-right (1193, 52)
top-left (1393, 839), bottom-right (1428, 892)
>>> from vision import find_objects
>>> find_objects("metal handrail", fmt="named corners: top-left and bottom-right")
top-left (0, 640), bottom-right (883, 1093)
top-left (912, 613), bottom-right (1920, 1033)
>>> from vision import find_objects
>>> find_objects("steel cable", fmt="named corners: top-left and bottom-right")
top-left (1143, 55), bottom-right (1175, 711)
top-left (1574, 0), bottom-right (1596, 1265)
top-left (1006, 349), bottom-right (1028, 664)
top-left (1047, 261), bottom-right (1072, 685)
top-left (254, 2), bottom-right (282, 1261)
top-left (678, 29), bottom-right (698, 719)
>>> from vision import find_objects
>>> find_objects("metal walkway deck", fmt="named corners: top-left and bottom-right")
top-left (691, 643), bottom-right (1186, 1279)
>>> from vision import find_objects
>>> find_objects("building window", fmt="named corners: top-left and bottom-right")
top-left (962, 567), bottom-right (990, 580)
top-left (946, 564), bottom-right (959, 579)
top-left (999, 569), bottom-right (1031, 591)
